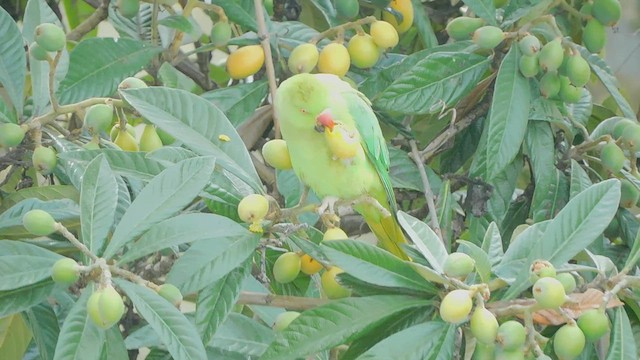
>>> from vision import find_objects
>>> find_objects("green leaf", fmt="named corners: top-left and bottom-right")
top-left (208, 313), bottom-right (275, 357)
top-left (211, 0), bottom-right (257, 31)
top-left (166, 233), bottom-right (260, 294)
top-left (606, 307), bottom-right (637, 360)
top-left (201, 80), bottom-right (268, 126)
top-left (260, 295), bottom-right (430, 360)
top-left (115, 279), bottom-right (207, 360)
top-left (397, 211), bottom-right (448, 273)
top-left (309, 0), bottom-right (339, 27)
top-left (158, 15), bottom-right (197, 37)
top-left (120, 87), bottom-right (262, 192)
top-left (389, 147), bottom-right (441, 192)
top-left (481, 222), bottom-right (503, 266)
top-left (376, 52), bottom-right (491, 115)
top-left (0, 314), bottom-right (32, 360)
top-left (462, 0), bottom-right (497, 25)
top-left (486, 45), bottom-right (531, 178)
top-left (102, 157), bottom-right (216, 259)
top-left (0, 7), bottom-right (26, 116)
top-left (55, 38), bottom-right (161, 105)
top-left (53, 287), bottom-right (103, 360)
top-left (624, 224), bottom-right (640, 270)
top-left (457, 240), bottom-right (492, 283)
top-left (355, 321), bottom-right (455, 359)
top-left (58, 149), bottom-right (167, 181)
top-left (101, 326), bottom-right (128, 359)
top-left (569, 160), bottom-right (592, 199)
top-left (321, 240), bottom-right (437, 294)
top-left (411, 0), bottom-right (438, 48)
top-left (0, 279), bottom-right (56, 318)
top-left (196, 262), bottom-right (250, 344)
top-left (0, 199), bottom-right (79, 238)
top-left (0, 185), bottom-right (79, 212)
top-left (24, 303), bottom-right (60, 360)
top-left (80, 155), bottom-right (118, 255)
top-left (494, 220), bottom-right (549, 284)
top-left (157, 62), bottom-right (199, 93)
top-left (0, 254), bottom-right (60, 291)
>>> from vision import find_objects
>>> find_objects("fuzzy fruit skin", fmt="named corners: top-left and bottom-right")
top-left (323, 227), bottom-right (348, 241)
top-left (157, 283), bottom-right (183, 307)
top-left (51, 258), bottom-right (80, 284)
top-left (318, 43), bottom-right (350, 77)
top-left (538, 39), bottom-right (564, 72)
top-left (559, 76), bottom-right (582, 103)
top-left (288, 43), bottom-right (319, 74)
top-left (273, 252), bottom-right (301, 283)
top-left (237, 194), bottom-right (269, 223)
top-left (335, 0), bottom-right (359, 19)
top-left (30, 42), bottom-right (49, 61)
top-left (23, 209), bottom-right (57, 236)
top-left (370, 21), bottom-right (399, 49)
top-left (273, 311), bottom-right (300, 331)
top-left (84, 104), bottom-right (114, 135)
top-left (35, 23), bottom-right (66, 52)
top-left (583, 19), bottom-right (607, 53)
top-left (321, 267), bottom-right (351, 299)
top-left (446, 17), bottom-right (485, 41)
top-left (382, 0), bottom-right (414, 34)
top-left (496, 320), bottom-right (526, 351)
top-left (565, 54), bottom-right (590, 87)
top-left (539, 72), bottom-right (561, 99)
top-left (553, 324), bottom-right (586, 360)
top-left (556, 273), bottom-right (577, 294)
top-left (300, 254), bottom-right (323, 275)
top-left (439, 289), bottom-right (472, 323)
top-left (348, 34), bottom-right (380, 69)
top-left (227, 45), bottom-right (265, 79)
top-left (117, 0), bottom-right (140, 18)
top-left (210, 21), bottom-right (232, 47)
top-left (0, 123), bottom-right (26, 148)
top-left (88, 286), bottom-right (125, 329)
top-left (118, 77), bottom-right (147, 90)
top-left (619, 123), bottom-right (640, 152)
top-left (495, 350), bottom-right (525, 360)
top-left (591, 0), bottom-right (621, 26)
top-left (612, 119), bottom-right (636, 139)
top-left (470, 307), bottom-right (499, 344)
top-left (519, 55), bottom-right (540, 78)
top-left (472, 26), bottom-right (505, 50)
top-left (533, 277), bottom-right (566, 309)
top-left (531, 260), bottom-right (556, 279)
top-left (443, 252), bottom-right (475, 278)
top-left (114, 129), bottom-right (139, 152)
top-left (32, 146), bottom-right (57, 175)
top-left (139, 124), bottom-right (164, 152)
top-left (619, 179), bottom-right (639, 208)
top-left (518, 35), bottom-right (541, 56)
top-left (472, 343), bottom-right (496, 360)
top-left (600, 142), bottom-right (625, 173)
top-left (577, 309), bottom-right (609, 341)
top-left (262, 139), bottom-right (292, 170)
top-left (110, 123), bottom-right (136, 141)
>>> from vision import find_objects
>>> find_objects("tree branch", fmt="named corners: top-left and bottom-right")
top-left (237, 291), bottom-right (329, 310)
top-left (66, 0), bottom-right (110, 42)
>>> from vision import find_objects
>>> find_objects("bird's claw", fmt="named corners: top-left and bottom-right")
top-left (317, 196), bottom-right (340, 215)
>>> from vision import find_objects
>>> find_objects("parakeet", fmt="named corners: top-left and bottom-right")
top-left (274, 73), bottom-right (408, 258)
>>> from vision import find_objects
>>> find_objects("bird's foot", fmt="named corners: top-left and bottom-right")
top-left (317, 196), bottom-right (340, 215)
top-left (320, 213), bottom-right (341, 229)
top-left (350, 195), bottom-right (392, 218)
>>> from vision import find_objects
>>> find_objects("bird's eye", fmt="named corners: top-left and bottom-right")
top-left (300, 109), bottom-right (307, 114)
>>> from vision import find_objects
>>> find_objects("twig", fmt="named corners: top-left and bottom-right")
top-left (25, 97), bottom-right (123, 129)
top-left (309, 16), bottom-right (378, 44)
top-left (47, 51), bottom-right (63, 112)
top-left (66, 0), bottom-right (109, 42)
top-left (55, 223), bottom-right (98, 261)
top-left (237, 291), bottom-right (329, 310)
top-left (409, 139), bottom-right (443, 242)
top-left (110, 265), bottom-right (160, 290)
top-left (253, 0), bottom-right (279, 137)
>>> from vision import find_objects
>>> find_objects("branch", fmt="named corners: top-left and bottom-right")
top-left (66, 0), bottom-right (110, 42)
top-left (254, 0), bottom-right (279, 137)
top-left (237, 291), bottom-right (329, 310)
top-left (409, 139), bottom-right (443, 242)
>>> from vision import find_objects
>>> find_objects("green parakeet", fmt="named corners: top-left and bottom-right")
top-left (274, 73), bottom-right (408, 258)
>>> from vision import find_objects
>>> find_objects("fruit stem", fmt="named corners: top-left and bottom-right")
top-left (237, 291), bottom-right (329, 310)
top-left (193, 2), bottom-right (228, 22)
top-left (310, 16), bottom-right (378, 44)
top-left (555, 0), bottom-right (589, 20)
top-left (55, 222), bottom-right (99, 262)
top-left (409, 139), bottom-right (443, 243)
top-left (110, 265), bottom-right (161, 290)
top-left (524, 309), bottom-right (546, 356)
top-left (168, 0), bottom-right (199, 58)
top-left (253, 0), bottom-right (280, 138)
top-left (26, 97), bottom-right (124, 131)
top-left (47, 51), bottom-right (63, 113)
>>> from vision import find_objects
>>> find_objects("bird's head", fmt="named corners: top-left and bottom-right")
top-left (274, 74), bottom-right (333, 132)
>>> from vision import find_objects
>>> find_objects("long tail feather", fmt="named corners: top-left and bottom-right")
top-left (355, 203), bottom-right (408, 259)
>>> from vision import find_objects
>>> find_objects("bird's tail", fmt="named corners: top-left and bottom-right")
top-left (355, 202), bottom-right (408, 260)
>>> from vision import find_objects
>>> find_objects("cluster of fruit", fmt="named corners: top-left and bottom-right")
top-left (0, 122), bottom-right (57, 177)
top-left (598, 119), bottom-right (640, 208)
top-left (29, 23), bottom-right (66, 61)
top-left (581, 0), bottom-right (620, 53)
top-left (438, 256), bottom-right (609, 359)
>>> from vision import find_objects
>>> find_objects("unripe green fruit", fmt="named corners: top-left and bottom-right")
top-left (446, 17), bottom-right (485, 41)
top-left (318, 43), bottom-right (350, 77)
top-left (118, 77), bottom-right (148, 90)
top-left (619, 123), bottom-right (640, 152)
top-left (559, 76), bottom-right (582, 103)
top-left (157, 283), bottom-right (183, 307)
top-left (536, 355), bottom-right (552, 360)
top-left (519, 55), bottom-right (540, 78)
top-left (531, 260), bottom-right (556, 279)
top-left (538, 39), bottom-right (564, 73)
top-left (210, 21), bottom-right (232, 47)
top-left (114, 129), bottom-right (139, 152)
top-left (262, 139), bottom-right (292, 170)
top-left (600, 142), bottom-right (625, 173)
top-left (88, 286), bottom-right (125, 329)
top-left (619, 179), bottom-right (639, 208)
top-left (273, 311), bottom-right (300, 331)
top-left (591, 0), bottom-right (621, 26)
top-left (288, 43), bottom-right (319, 74)
top-left (84, 104), bottom-right (114, 135)
top-left (348, 34), bottom-right (380, 69)
top-left (583, 19), bottom-right (607, 53)
top-left (237, 194), bottom-right (269, 223)
top-left (539, 72), bottom-right (561, 99)
top-left (443, 252), bottom-right (475, 278)
top-left (472, 343), bottom-right (496, 360)
top-left (22, 209), bottom-right (57, 236)
top-left (30, 42), bottom-right (49, 61)
top-left (577, 309), bottom-right (609, 341)
top-left (117, 0), bottom-right (140, 18)
top-left (156, 128), bottom-right (175, 145)
top-left (533, 277), bottom-right (566, 309)
top-left (565, 54), bottom-right (590, 87)
top-left (34, 23), bottom-right (66, 52)
top-left (439, 289), bottom-right (472, 323)
top-left (496, 320), bottom-right (526, 351)
top-left (495, 350), bottom-right (525, 360)
top-left (110, 123), bottom-right (136, 141)
top-left (321, 267), bottom-right (351, 299)
top-left (32, 146), bottom-right (57, 175)
top-left (323, 227), bottom-right (348, 241)
top-left (557, 273), bottom-right (577, 294)
top-left (518, 34), bottom-right (541, 56)
top-left (553, 324), bottom-right (585, 360)
top-left (0, 123), bottom-right (26, 148)
top-left (472, 26), bottom-right (505, 50)
top-left (470, 307), bottom-right (499, 344)
top-left (272, 252), bottom-right (301, 283)
top-left (51, 258), bottom-right (80, 284)
top-left (139, 124), bottom-right (163, 152)
top-left (370, 21), bottom-right (399, 49)
top-left (612, 119), bottom-right (636, 139)
top-left (336, 0), bottom-right (359, 19)
top-left (580, 3), bottom-right (593, 15)
top-left (604, 216), bottom-right (620, 239)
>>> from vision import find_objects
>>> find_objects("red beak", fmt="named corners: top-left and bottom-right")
top-left (316, 110), bottom-right (335, 131)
